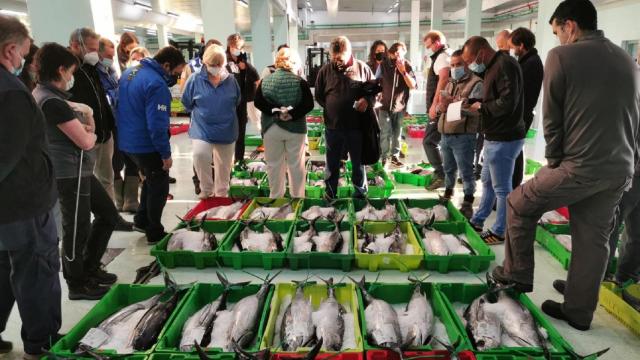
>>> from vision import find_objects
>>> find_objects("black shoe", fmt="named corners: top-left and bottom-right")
top-left (147, 232), bottom-right (168, 245)
top-left (443, 188), bottom-right (454, 201)
top-left (68, 281), bottom-right (110, 301)
top-left (168, 176), bottom-right (177, 184)
top-left (459, 200), bottom-right (474, 220)
top-left (391, 156), bottom-right (404, 167)
top-left (0, 336), bottom-right (12, 354)
top-left (553, 279), bottom-right (566, 295)
top-left (427, 176), bottom-right (445, 191)
top-left (114, 216), bottom-right (134, 232)
top-left (89, 267), bottom-right (118, 285)
top-left (132, 223), bottom-right (147, 233)
top-left (541, 300), bottom-right (590, 331)
top-left (491, 265), bottom-right (533, 293)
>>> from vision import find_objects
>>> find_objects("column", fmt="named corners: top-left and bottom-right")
top-left (151, 0), bottom-right (168, 48)
top-left (430, 0), bottom-right (443, 30)
top-left (410, 0), bottom-right (421, 68)
top-left (27, 0), bottom-right (115, 45)
top-left (465, 0), bottom-right (482, 38)
top-left (288, 0), bottom-right (299, 52)
top-left (273, 14), bottom-right (289, 47)
top-left (201, 0), bottom-right (236, 43)
top-left (250, 0), bottom-right (272, 73)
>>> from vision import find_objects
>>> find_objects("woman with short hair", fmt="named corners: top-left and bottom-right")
top-left (254, 47), bottom-right (314, 198)
top-left (182, 44), bottom-right (241, 198)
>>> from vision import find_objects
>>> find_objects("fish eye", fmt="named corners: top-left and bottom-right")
top-left (477, 340), bottom-right (485, 347)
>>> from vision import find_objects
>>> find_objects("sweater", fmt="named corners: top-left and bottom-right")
top-left (479, 51), bottom-right (526, 141)
top-left (0, 66), bottom-right (57, 225)
top-left (182, 66), bottom-right (241, 144)
top-left (255, 69), bottom-right (313, 135)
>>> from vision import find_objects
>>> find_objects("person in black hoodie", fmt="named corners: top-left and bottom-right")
top-left (508, 28), bottom-right (544, 189)
top-left (68, 27), bottom-right (133, 231)
top-left (0, 15), bottom-right (61, 358)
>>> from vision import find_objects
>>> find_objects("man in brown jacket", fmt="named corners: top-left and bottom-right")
top-left (492, 0), bottom-right (640, 331)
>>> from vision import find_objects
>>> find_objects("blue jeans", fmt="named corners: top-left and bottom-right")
top-left (471, 139), bottom-right (524, 236)
top-left (441, 133), bottom-right (477, 197)
top-left (379, 110), bottom-right (403, 159)
top-left (324, 128), bottom-right (367, 198)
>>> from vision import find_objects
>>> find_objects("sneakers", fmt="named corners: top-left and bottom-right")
top-left (491, 265), bottom-right (533, 293)
top-left (541, 300), bottom-right (590, 331)
top-left (68, 280), bottom-right (110, 301)
top-left (114, 216), bottom-right (134, 232)
top-left (0, 336), bottom-right (12, 354)
top-left (89, 267), bottom-right (118, 285)
top-left (390, 156), bottom-right (404, 167)
top-left (427, 176), bottom-right (445, 191)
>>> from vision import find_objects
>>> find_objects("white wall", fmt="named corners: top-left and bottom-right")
top-left (596, 0), bottom-right (640, 49)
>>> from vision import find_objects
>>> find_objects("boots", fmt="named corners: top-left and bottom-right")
top-left (122, 176), bottom-right (140, 213)
top-left (459, 195), bottom-right (474, 220)
top-left (114, 178), bottom-right (124, 211)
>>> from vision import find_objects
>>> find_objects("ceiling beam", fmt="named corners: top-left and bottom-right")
top-left (447, 0), bottom-right (515, 19)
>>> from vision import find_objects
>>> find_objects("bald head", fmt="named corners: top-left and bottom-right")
top-left (495, 29), bottom-right (512, 51)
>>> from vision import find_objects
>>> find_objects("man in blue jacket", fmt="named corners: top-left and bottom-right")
top-left (117, 46), bottom-right (186, 244)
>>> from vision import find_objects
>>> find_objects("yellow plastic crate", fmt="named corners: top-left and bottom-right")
top-left (599, 282), bottom-right (640, 336)
top-left (353, 222), bottom-right (424, 272)
top-left (308, 137), bottom-right (320, 150)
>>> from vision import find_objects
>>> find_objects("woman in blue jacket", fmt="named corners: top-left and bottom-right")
top-left (182, 44), bottom-right (241, 198)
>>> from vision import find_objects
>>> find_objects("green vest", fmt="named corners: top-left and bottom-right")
top-left (260, 69), bottom-right (307, 134)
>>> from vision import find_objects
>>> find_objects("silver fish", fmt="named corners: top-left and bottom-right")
top-left (493, 291), bottom-right (544, 348)
top-left (281, 281), bottom-right (315, 351)
top-left (271, 202), bottom-right (294, 220)
top-left (464, 293), bottom-right (503, 351)
top-left (315, 278), bottom-right (345, 351)
top-left (236, 223), bottom-right (284, 253)
top-left (399, 282), bottom-right (434, 348)
top-left (167, 229), bottom-right (217, 252)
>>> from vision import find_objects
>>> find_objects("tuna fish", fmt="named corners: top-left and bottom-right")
top-left (280, 280), bottom-right (316, 351)
top-left (235, 222), bottom-right (284, 253)
top-left (398, 279), bottom-right (434, 348)
top-left (314, 278), bottom-right (345, 351)
top-left (195, 201), bottom-right (245, 220)
top-left (167, 228), bottom-right (217, 252)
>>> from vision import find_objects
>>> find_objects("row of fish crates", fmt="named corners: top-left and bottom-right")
top-left (48, 279), bottom-right (580, 360)
top-left (151, 197), bottom-right (494, 273)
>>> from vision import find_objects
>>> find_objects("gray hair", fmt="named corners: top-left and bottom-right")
top-left (0, 15), bottom-right (30, 51)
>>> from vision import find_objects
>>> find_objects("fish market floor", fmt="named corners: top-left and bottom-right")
top-left (1, 118), bottom-right (639, 360)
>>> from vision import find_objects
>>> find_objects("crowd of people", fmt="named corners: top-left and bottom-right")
top-left (0, 0), bottom-right (639, 357)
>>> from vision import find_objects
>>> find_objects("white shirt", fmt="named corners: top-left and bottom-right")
top-left (432, 51), bottom-right (451, 74)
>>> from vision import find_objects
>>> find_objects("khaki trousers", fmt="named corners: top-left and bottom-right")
top-left (192, 139), bottom-right (235, 198)
top-left (263, 125), bottom-right (306, 198)
top-left (93, 136), bottom-right (115, 199)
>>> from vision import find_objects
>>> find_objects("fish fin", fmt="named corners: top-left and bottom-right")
top-left (401, 334), bottom-right (416, 350)
top-left (194, 341), bottom-right (212, 360)
top-left (303, 338), bottom-right (324, 360)
top-left (432, 336), bottom-right (457, 354)
top-left (163, 271), bottom-right (178, 291)
top-left (274, 232), bottom-right (284, 252)
top-left (454, 234), bottom-right (476, 255)
top-left (564, 346), bottom-right (610, 360)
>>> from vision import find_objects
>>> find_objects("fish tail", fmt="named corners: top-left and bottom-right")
top-left (303, 338), bottom-right (324, 360)
top-left (194, 341), bottom-right (212, 360)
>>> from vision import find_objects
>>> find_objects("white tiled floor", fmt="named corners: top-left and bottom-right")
top-left (1, 117), bottom-right (639, 359)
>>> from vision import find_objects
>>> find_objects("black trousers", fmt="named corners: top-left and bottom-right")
top-left (422, 121), bottom-right (444, 178)
top-left (127, 152), bottom-right (169, 242)
top-left (57, 176), bottom-right (117, 287)
top-left (325, 128), bottom-right (367, 198)
top-left (0, 208), bottom-right (61, 354)
top-left (512, 150), bottom-right (524, 189)
top-left (235, 102), bottom-right (248, 162)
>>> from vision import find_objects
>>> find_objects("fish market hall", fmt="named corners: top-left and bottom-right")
top-left (1, 0), bottom-right (640, 359)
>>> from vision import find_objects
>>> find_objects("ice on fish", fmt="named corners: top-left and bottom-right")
top-left (556, 234), bottom-right (572, 251)
top-left (432, 205), bottom-right (449, 222)
top-left (540, 210), bottom-right (569, 225)
top-left (208, 309), bottom-right (235, 349)
top-left (423, 229), bottom-right (450, 255)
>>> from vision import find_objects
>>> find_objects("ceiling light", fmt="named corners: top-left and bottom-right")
top-left (306, 1), bottom-right (311, 6)
top-left (393, 2), bottom-right (399, 8)
top-left (237, 0), bottom-right (248, 8)
top-left (309, 7), bottom-right (314, 12)
top-left (133, 1), bottom-right (152, 10)
top-left (0, 9), bottom-right (27, 16)
top-left (387, 8), bottom-right (393, 13)
top-left (166, 11), bottom-right (179, 18)
top-left (122, 26), bottom-right (136, 32)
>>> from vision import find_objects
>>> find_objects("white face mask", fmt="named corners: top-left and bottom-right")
top-left (65, 74), bottom-right (75, 91)
top-left (231, 49), bottom-right (241, 57)
top-left (84, 51), bottom-right (100, 66)
top-left (207, 66), bottom-right (221, 76)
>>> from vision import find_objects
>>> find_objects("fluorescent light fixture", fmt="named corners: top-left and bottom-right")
top-left (122, 26), bottom-right (136, 32)
top-left (166, 11), bottom-right (179, 18)
top-left (237, 0), bottom-right (248, 8)
top-left (133, 1), bottom-right (152, 10)
top-left (387, 8), bottom-right (393, 13)
top-left (393, 2), bottom-right (399, 8)
top-left (0, 9), bottom-right (27, 17)
top-left (309, 7), bottom-right (314, 12)
top-left (306, 1), bottom-right (311, 5)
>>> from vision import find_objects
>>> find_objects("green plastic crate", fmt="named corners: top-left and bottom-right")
top-left (540, 222), bottom-right (570, 235)
top-left (287, 221), bottom-right (354, 271)
top-left (150, 354), bottom-right (234, 360)
top-left (245, 134), bottom-right (263, 147)
top-left (218, 221), bottom-right (293, 269)
top-left (319, 135), bottom-right (326, 155)
top-left (525, 159), bottom-right (543, 175)
top-left (365, 171), bottom-right (395, 198)
top-left (535, 226), bottom-right (572, 270)
top-left (308, 136), bottom-right (321, 150)
top-left (260, 283), bottom-right (364, 353)
top-left (171, 99), bottom-right (185, 113)
top-left (392, 162), bottom-right (433, 187)
top-left (50, 284), bottom-right (191, 358)
top-left (436, 283), bottom-right (574, 357)
top-left (240, 198), bottom-right (302, 221)
top-left (155, 282), bottom-right (274, 356)
top-left (419, 222), bottom-right (495, 273)
top-left (402, 198), bottom-right (467, 225)
top-left (526, 128), bottom-right (538, 139)
top-left (228, 171), bottom-right (265, 198)
top-left (151, 221), bottom-right (237, 269)
top-left (259, 177), bottom-right (322, 199)
top-left (352, 198), bottom-right (408, 222)
top-left (354, 282), bottom-right (471, 353)
top-left (353, 221), bottom-right (424, 272)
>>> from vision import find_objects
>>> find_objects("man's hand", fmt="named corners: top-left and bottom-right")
top-left (438, 95), bottom-right (453, 113)
top-left (162, 157), bottom-right (173, 171)
top-left (396, 60), bottom-right (406, 74)
top-left (469, 102), bottom-right (482, 114)
top-left (429, 104), bottom-right (437, 120)
top-left (355, 98), bottom-right (368, 113)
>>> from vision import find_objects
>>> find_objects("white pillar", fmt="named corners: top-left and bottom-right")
top-left (201, 0), bottom-right (236, 43)
top-left (430, 0), bottom-right (443, 30)
top-left (410, 0), bottom-right (421, 68)
top-left (465, 0), bottom-right (482, 39)
top-left (273, 15), bottom-right (289, 47)
top-left (250, 0), bottom-right (272, 73)
top-left (27, 0), bottom-right (115, 46)
top-left (151, 0), bottom-right (169, 48)
top-left (288, 0), bottom-right (299, 52)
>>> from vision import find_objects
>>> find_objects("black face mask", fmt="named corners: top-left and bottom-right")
top-left (374, 52), bottom-right (384, 61)
top-left (166, 74), bottom-right (178, 87)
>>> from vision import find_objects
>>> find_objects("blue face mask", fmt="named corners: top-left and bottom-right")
top-left (451, 66), bottom-right (466, 81)
top-left (469, 61), bottom-right (485, 74)
top-left (13, 58), bottom-right (25, 76)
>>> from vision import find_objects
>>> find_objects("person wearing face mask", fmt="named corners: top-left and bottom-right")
top-left (0, 15), bottom-right (62, 359)
top-left (495, 29), bottom-right (512, 52)
top-left (117, 31), bottom-right (138, 73)
top-left (117, 46), bottom-right (186, 245)
top-left (226, 33), bottom-right (260, 164)
top-left (33, 43), bottom-right (121, 302)
top-left (461, 36), bottom-right (525, 246)
top-left (315, 36), bottom-right (377, 199)
top-left (182, 44), bottom-right (240, 199)
top-left (367, 40), bottom-right (387, 76)
top-left (127, 46), bottom-right (151, 68)
top-left (67, 28), bottom-right (134, 232)
top-left (17, 43), bottom-right (38, 91)
top-left (423, 31), bottom-right (450, 191)
top-left (508, 28), bottom-right (543, 190)
top-left (378, 42), bottom-right (416, 167)
top-left (436, 50), bottom-right (483, 220)
top-left (254, 47), bottom-right (314, 199)
top-left (491, 0), bottom-right (640, 331)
